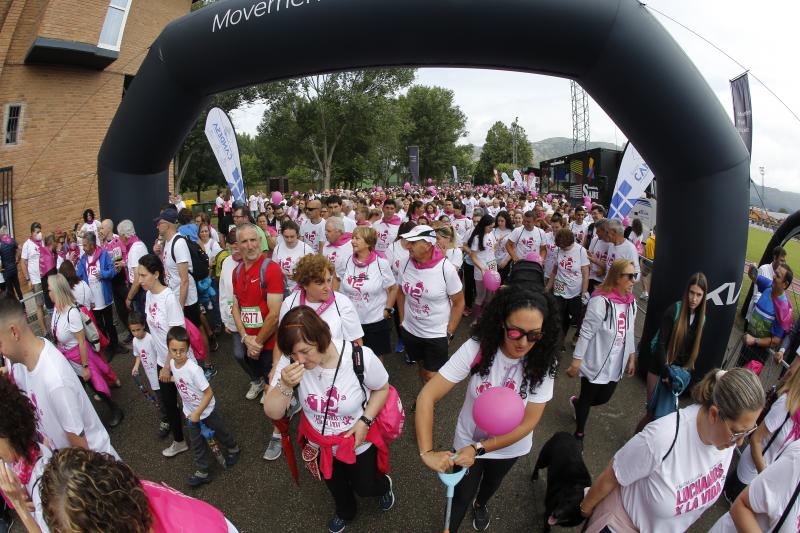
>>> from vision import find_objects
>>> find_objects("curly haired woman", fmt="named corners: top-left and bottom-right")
top-left (415, 287), bottom-right (562, 531)
top-left (0, 377), bottom-right (51, 532)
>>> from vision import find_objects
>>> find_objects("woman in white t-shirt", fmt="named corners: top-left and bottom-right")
top-left (48, 274), bottom-right (123, 425)
top-left (137, 253), bottom-right (190, 458)
top-left (566, 259), bottom-right (637, 441)
top-left (271, 221), bottom-right (314, 292)
top-left (416, 288), bottom-right (560, 532)
top-left (580, 368), bottom-right (764, 533)
top-left (339, 226), bottom-right (396, 360)
top-left (724, 368), bottom-right (800, 501)
top-left (80, 209), bottom-right (101, 242)
top-left (58, 260), bottom-right (94, 310)
top-left (467, 214), bottom-right (498, 320)
top-left (546, 228), bottom-right (590, 345)
top-left (264, 307), bottom-right (393, 531)
top-left (433, 223), bottom-right (463, 269)
top-left (493, 211), bottom-right (513, 283)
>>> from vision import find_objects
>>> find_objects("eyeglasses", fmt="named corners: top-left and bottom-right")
top-left (721, 416), bottom-right (758, 444)
top-left (504, 324), bottom-right (543, 343)
top-left (621, 272), bottom-right (638, 281)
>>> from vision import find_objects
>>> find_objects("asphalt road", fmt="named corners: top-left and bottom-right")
top-left (14, 315), bottom-right (730, 532)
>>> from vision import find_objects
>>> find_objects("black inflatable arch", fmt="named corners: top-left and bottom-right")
top-left (98, 0), bottom-right (751, 376)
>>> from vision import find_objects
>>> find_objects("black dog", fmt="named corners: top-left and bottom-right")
top-left (532, 432), bottom-right (591, 532)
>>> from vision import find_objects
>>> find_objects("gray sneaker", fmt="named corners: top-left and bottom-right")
top-left (246, 379), bottom-right (264, 400)
top-left (162, 440), bottom-right (189, 458)
top-left (262, 436), bottom-right (282, 461)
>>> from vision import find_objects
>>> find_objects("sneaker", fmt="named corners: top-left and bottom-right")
top-left (225, 448), bottom-right (241, 468)
top-left (569, 395), bottom-right (577, 420)
top-left (203, 366), bottom-right (218, 381)
top-left (472, 502), bottom-right (491, 531)
top-left (162, 440), bottom-right (189, 458)
top-left (262, 436), bottom-right (282, 461)
top-left (394, 339), bottom-right (405, 353)
top-left (210, 336), bottom-right (220, 352)
top-left (246, 379), bottom-right (265, 400)
top-left (378, 475), bottom-right (395, 511)
top-left (186, 470), bottom-right (211, 487)
top-left (287, 396), bottom-right (302, 419)
top-left (404, 352), bottom-right (414, 365)
top-left (327, 516), bottom-right (346, 533)
top-left (158, 420), bottom-right (171, 439)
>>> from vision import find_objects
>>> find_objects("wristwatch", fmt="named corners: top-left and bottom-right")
top-left (359, 415), bottom-right (374, 427)
top-left (471, 442), bottom-right (486, 456)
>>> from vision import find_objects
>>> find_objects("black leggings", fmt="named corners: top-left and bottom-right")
top-left (449, 457), bottom-right (518, 532)
top-left (94, 305), bottom-right (119, 350)
top-left (463, 263), bottom-right (476, 308)
top-left (575, 378), bottom-right (618, 435)
top-left (5, 272), bottom-right (22, 300)
top-left (322, 444), bottom-right (389, 521)
top-left (157, 365), bottom-right (184, 443)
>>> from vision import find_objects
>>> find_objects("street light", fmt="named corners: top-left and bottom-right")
top-left (759, 166), bottom-right (765, 209)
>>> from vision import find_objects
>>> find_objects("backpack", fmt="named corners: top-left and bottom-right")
top-left (234, 255), bottom-right (290, 299)
top-left (351, 343), bottom-right (404, 443)
top-left (70, 306), bottom-right (109, 354)
top-left (171, 235), bottom-right (210, 281)
top-left (184, 318), bottom-right (207, 361)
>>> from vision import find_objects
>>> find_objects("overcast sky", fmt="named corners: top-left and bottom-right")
top-left (230, 0), bottom-right (800, 193)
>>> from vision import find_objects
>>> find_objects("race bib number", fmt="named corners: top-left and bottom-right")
top-left (486, 260), bottom-right (498, 271)
top-left (553, 278), bottom-right (566, 296)
top-left (241, 306), bottom-right (264, 329)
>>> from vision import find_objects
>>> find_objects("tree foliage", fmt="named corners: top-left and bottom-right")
top-left (474, 120), bottom-right (532, 184)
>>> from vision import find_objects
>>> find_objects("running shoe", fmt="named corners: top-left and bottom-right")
top-left (327, 516), bottom-right (346, 533)
top-left (246, 379), bottom-right (265, 400)
top-left (203, 366), bottom-right (218, 381)
top-left (162, 440), bottom-right (189, 457)
top-left (225, 449), bottom-right (241, 468)
top-left (210, 336), bottom-right (220, 352)
top-left (394, 339), bottom-right (405, 353)
top-left (262, 437), bottom-right (282, 461)
top-left (379, 475), bottom-right (395, 511)
top-left (472, 502), bottom-right (491, 531)
top-left (186, 470), bottom-right (211, 487)
top-left (158, 420), bottom-right (171, 439)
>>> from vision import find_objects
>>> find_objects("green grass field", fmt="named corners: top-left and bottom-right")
top-left (739, 226), bottom-right (800, 320)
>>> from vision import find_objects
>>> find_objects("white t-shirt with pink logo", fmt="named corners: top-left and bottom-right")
top-left (605, 239), bottom-right (641, 279)
top-left (614, 404), bottom-right (733, 533)
top-left (163, 234), bottom-right (198, 307)
top-left (133, 332), bottom-right (160, 391)
top-left (300, 219), bottom-right (326, 252)
top-left (570, 220), bottom-right (590, 245)
top-left (323, 241), bottom-right (354, 281)
top-left (145, 287), bottom-right (190, 367)
top-left (452, 217), bottom-right (473, 246)
top-left (508, 226), bottom-right (547, 259)
top-left (542, 232), bottom-right (558, 280)
top-left (272, 241), bottom-right (314, 291)
top-left (171, 358), bottom-right (215, 420)
top-left (398, 257), bottom-right (463, 339)
top-left (588, 235), bottom-right (611, 282)
top-left (11, 340), bottom-right (118, 458)
top-left (552, 245), bottom-right (590, 299)
top-left (339, 256), bottom-right (395, 325)
top-left (439, 338), bottom-right (554, 460)
top-left (271, 341), bottom-right (388, 457)
top-left (279, 291), bottom-right (364, 342)
top-left (469, 232), bottom-right (498, 280)
top-left (385, 240), bottom-right (409, 284)
top-left (371, 220), bottom-right (400, 253)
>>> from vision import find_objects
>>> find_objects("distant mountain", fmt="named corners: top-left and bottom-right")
top-left (470, 137), bottom-right (623, 165)
top-left (749, 184), bottom-right (800, 214)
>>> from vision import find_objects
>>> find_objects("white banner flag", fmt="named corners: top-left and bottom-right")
top-left (204, 107), bottom-right (245, 203)
top-left (452, 165), bottom-right (458, 183)
top-left (608, 143), bottom-right (655, 220)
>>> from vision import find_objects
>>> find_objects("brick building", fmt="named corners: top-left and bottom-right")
top-left (0, 0), bottom-right (192, 253)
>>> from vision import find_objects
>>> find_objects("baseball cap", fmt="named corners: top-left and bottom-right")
top-left (400, 225), bottom-right (436, 244)
top-left (153, 208), bottom-right (178, 224)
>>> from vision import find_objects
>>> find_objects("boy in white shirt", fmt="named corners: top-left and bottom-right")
top-left (129, 311), bottom-right (170, 439)
top-left (167, 326), bottom-right (240, 487)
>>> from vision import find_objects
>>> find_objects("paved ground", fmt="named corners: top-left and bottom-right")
top-left (14, 299), bottom-right (739, 533)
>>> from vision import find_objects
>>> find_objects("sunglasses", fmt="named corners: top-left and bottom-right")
top-left (504, 324), bottom-right (543, 343)
top-left (621, 272), bottom-right (638, 281)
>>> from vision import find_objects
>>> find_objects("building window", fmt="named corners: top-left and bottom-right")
top-left (4, 104), bottom-right (21, 145)
top-left (98, 0), bottom-right (132, 51)
top-left (0, 167), bottom-right (13, 237)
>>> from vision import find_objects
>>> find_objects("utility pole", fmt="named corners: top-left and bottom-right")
top-left (759, 166), bottom-right (765, 210)
top-left (512, 116), bottom-right (519, 167)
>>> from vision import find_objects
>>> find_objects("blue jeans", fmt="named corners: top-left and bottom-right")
top-left (230, 332), bottom-right (263, 382)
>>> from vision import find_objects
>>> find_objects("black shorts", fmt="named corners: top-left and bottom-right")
top-left (362, 318), bottom-right (391, 356)
top-left (401, 330), bottom-right (448, 372)
top-left (183, 302), bottom-right (202, 328)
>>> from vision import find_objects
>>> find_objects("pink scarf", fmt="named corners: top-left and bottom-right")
top-left (454, 213), bottom-right (466, 220)
top-left (331, 232), bottom-right (352, 247)
top-left (411, 246), bottom-right (445, 269)
top-left (382, 215), bottom-right (402, 226)
top-left (592, 288), bottom-right (635, 305)
top-left (356, 220), bottom-right (372, 227)
top-left (299, 289), bottom-right (336, 315)
top-left (124, 234), bottom-right (141, 252)
top-left (773, 291), bottom-right (793, 333)
top-left (352, 249), bottom-right (385, 268)
top-left (1, 445), bottom-right (41, 510)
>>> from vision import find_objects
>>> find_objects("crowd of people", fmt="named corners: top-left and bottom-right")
top-left (0, 182), bottom-right (797, 533)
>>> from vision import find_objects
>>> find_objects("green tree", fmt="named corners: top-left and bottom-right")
top-left (474, 120), bottom-right (532, 184)
top-left (398, 86), bottom-right (468, 182)
top-left (256, 69), bottom-right (416, 190)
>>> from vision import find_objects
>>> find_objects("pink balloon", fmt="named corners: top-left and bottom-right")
top-left (403, 182), bottom-right (411, 191)
top-left (271, 191), bottom-right (283, 204)
top-left (483, 269), bottom-right (501, 292)
top-left (473, 387), bottom-right (525, 436)
top-left (292, 191), bottom-right (299, 197)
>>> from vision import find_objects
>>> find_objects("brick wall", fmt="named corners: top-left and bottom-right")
top-left (0, 0), bottom-right (191, 289)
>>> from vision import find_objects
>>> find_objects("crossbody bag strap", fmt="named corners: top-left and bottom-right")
top-left (773, 476), bottom-right (800, 532)
top-left (320, 340), bottom-right (346, 437)
top-left (662, 410), bottom-right (680, 462)
top-left (763, 412), bottom-right (792, 454)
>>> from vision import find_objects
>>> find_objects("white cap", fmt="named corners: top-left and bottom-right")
top-left (400, 225), bottom-right (436, 244)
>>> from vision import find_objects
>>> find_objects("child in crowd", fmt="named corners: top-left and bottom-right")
top-left (167, 326), bottom-right (239, 487)
top-left (129, 311), bottom-right (170, 439)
